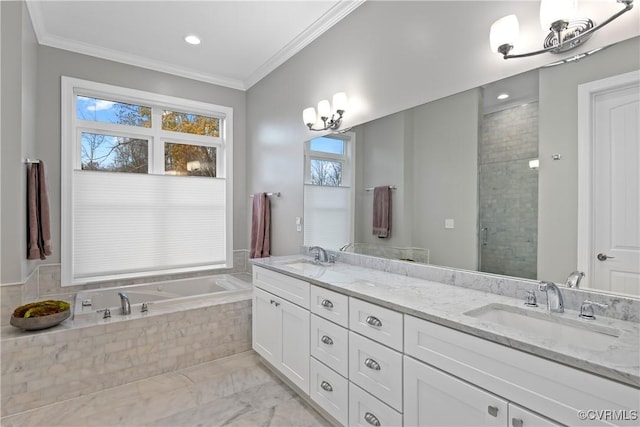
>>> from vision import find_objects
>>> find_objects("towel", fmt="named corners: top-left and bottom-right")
top-left (27, 161), bottom-right (53, 260)
top-left (250, 193), bottom-right (271, 258)
top-left (372, 186), bottom-right (391, 238)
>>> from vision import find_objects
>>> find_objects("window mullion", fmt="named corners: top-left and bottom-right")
top-left (151, 107), bottom-right (164, 174)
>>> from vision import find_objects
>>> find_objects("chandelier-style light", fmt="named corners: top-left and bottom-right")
top-left (303, 92), bottom-right (348, 131)
top-left (490, 0), bottom-right (634, 59)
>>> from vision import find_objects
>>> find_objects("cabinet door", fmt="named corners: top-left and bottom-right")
top-left (253, 287), bottom-right (280, 365)
top-left (280, 297), bottom-right (310, 394)
top-left (509, 404), bottom-right (562, 427)
top-left (404, 356), bottom-right (508, 427)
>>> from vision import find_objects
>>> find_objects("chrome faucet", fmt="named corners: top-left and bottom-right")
top-left (309, 246), bottom-right (328, 263)
top-left (565, 271), bottom-right (585, 288)
top-left (118, 292), bottom-right (131, 315)
top-left (538, 281), bottom-right (564, 313)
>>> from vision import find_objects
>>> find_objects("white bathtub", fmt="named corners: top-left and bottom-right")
top-left (73, 273), bottom-right (252, 319)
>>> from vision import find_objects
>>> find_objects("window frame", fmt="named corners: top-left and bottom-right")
top-left (61, 76), bottom-right (233, 285)
top-left (304, 134), bottom-right (353, 187)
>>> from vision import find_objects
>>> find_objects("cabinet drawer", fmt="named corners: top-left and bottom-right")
top-left (349, 298), bottom-right (402, 350)
top-left (509, 403), bottom-right (562, 427)
top-left (253, 266), bottom-right (310, 309)
top-left (349, 382), bottom-right (402, 427)
top-left (311, 314), bottom-right (349, 377)
top-left (349, 332), bottom-right (403, 411)
top-left (404, 315), bottom-right (639, 426)
top-left (310, 358), bottom-right (348, 426)
top-left (310, 285), bottom-right (349, 327)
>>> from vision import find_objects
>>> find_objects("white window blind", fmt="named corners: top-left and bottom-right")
top-left (303, 185), bottom-right (352, 250)
top-left (73, 170), bottom-right (226, 281)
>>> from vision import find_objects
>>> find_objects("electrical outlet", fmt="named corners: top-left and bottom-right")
top-left (445, 219), bottom-right (455, 229)
top-left (296, 217), bottom-right (302, 232)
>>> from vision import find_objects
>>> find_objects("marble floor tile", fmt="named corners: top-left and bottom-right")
top-left (0, 351), bottom-right (331, 427)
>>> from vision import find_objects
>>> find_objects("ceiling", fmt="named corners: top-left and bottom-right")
top-left (26, 0), bottom-right (364, 91)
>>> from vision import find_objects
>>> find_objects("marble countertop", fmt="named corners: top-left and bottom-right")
top-left (252, 255), bottom-right (640, 388)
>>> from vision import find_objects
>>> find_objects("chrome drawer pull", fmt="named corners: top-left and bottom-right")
top-left (488, 406), bottom-right (499, 417)
top-left (365, 315), bottom-right (382, 327)
top-left (320, 381), bottom-right (333, 392)
top-left (321, 335), bottom-right (334, 345)
top-left (270, 299), bottom-right (280, 307)
top-left (364, 412), bottom-right (381, 426)
top-left (364, 358), bottom-right (381, 371)
top-left (321, 299), bottom-right (334, 309)
top-left (512, 418), bottom-right (524, 427)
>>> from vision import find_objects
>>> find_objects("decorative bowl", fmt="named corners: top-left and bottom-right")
top-left (10, 309), bottom-right (70, 330)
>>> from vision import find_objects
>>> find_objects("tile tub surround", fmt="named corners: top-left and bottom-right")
top-left (1, 351), bottom-right (330, 427)
top-left (0, 250), bottom-right (250, 326)
top-left (254, 255), bottom-right (640, 388)
top-left (1, 292), bottom-right (252, 417)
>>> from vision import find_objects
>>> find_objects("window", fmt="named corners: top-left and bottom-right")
top-left (62, 77), bottom-right (233, 285)
top-left (303, 134), bottom-right (355, 250)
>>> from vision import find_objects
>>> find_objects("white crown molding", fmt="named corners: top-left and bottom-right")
top-left (25, 0), bottom-right (364, 92)
top-left (244, 0), bottom-right (366, 89)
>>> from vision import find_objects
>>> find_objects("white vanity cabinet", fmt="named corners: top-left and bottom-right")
top-left (404, 315), bottom-right (638, 427)
top-left (252, 267), bottom-right (310, 394)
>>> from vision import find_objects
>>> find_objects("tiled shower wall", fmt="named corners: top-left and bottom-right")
top-left (479, 102), bottom-right (539, 279)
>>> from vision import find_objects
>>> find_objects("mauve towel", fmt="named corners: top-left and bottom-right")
top-left (372, 186), bottom-right (391, 238)
top-left (250, 193), bottom-right (271, 258)
top-left (27, 161), bottom-right (52, 260)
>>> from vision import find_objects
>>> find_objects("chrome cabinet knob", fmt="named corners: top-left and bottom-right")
top-left (512, 418), bottom-right (524, 427)
top-left (320, 335), bottom-right (334, 345)
top-left (488, 405), bottom-right (499, 417)
top-left (320, 299), bottom-right (334, 309)
top-left (364, 357), bottom-right (381, 371)
top-left (364, 412), bottom-right (381, 426)
top-left (320, 381), bottom-right (333, 392)
top-left (365, 315), bottom-right (382, 327)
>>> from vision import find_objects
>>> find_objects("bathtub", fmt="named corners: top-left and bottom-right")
top-left (74, 273), bottom-right (252, 319)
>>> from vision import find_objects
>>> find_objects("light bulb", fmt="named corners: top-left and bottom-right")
top-left (490, 15), bottom-right (520, 54)
top-left (303, 107), bottom-right (317, 126)
top-left (317, 100), bottom-right (331, 118)
top-left (332, 92), bottom-right (348, 113)
top-left (540, 0), bottom-right (577, 31)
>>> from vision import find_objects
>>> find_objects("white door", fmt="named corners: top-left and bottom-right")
top-left (403, 356), bottom-right (508, 427)
top-left (579, 71), bottom-right (640, 295)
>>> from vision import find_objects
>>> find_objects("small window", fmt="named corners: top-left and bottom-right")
top-left (164, 142), bottom-right (216, 177)
top-left (77, 96), bottom-right (151, 128)
top-left (310, 159), bottom-right (342, 186)
top-left (310, 137), bottom-right (344, 155)
top-left (81, 132), bottom-right (148, 173)
top-left (162, 110), bottom-right (220, 137)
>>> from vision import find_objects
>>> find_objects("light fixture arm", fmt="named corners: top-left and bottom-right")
top-left (500, 0), bottom-right (633, 59)
top-left (306, 109), bottom-right (345, 131)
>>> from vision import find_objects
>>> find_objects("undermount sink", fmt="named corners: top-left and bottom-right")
top-left (276, 259), bottom-right (329, 275)
top-left (464, 303), bottom-right (620, 350)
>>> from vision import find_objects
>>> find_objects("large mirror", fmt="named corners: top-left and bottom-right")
top-left (304, 36), bottom-right (640, 298)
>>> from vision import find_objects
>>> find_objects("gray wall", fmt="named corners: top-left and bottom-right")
top-left (246, 0), bottom-right (637, 257)
top-left (411, 89), bottom-right (480, 270)
top-left (537, 36), bottom-right (640, 283)
top-left (0, 1), bottom-right (38, 284)
top-left (1, 39), bottom-right (247, 285)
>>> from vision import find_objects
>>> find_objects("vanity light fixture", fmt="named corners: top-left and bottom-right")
top-left (303, 92), bottom-right (348, 131)
top-left (490, 0), bottom-right (634, 59)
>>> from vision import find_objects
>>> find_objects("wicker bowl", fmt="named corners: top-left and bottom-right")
top-left (10, 300), bottom-right (71, 331)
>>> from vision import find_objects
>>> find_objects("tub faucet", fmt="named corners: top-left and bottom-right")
top-left (118, 292), bottom-right (131, 315)
top-left (310, 246), bottom-right (328, 263)
top-left (565, 271), bottom-right (585, 288)
top-left (538, 281), bottom-right (564, 313)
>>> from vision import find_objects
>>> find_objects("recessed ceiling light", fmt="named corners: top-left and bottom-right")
top-left (184, 35), bottom-right (201, 45)
top-left (497, 93), bottom-right (509, 100)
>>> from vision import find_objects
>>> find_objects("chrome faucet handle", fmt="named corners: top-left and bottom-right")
top-left (141, 302), bottom-right (149, 313)
top-left (97, 308), bottom-right (111, 319)
top-left (579, 300), bottom-right (608, 320)
top-left (524, 290), bottom-right (538, 307)
top-left (328, 253), bottom-right (338, 264)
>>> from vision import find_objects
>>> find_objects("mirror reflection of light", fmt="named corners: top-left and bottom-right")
top-left (497, 93), bottom-right (509, 100)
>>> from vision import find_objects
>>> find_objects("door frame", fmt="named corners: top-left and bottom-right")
top-left (576, 70), bottom-right (640, 289)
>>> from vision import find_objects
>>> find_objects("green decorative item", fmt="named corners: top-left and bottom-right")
top-left (10, 300), bottom-right (71, 331)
